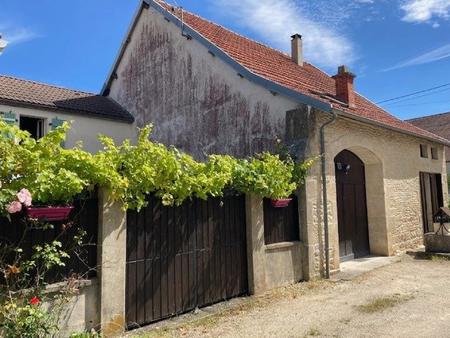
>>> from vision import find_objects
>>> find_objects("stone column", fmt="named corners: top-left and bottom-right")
top-left (245, 194), bottom-right (267, 294)
top-left (97, 188), bottom-right (127, 337)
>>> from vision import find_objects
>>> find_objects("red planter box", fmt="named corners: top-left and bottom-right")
top-left (26, 206), bottom-right (74, 221)
top-left (270, 198), bottom-right (292, 208)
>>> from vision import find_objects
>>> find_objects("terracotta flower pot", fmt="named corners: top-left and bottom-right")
top-left (26, 206), bottom-right (74, 221)
top-left (270, 198), bottom-right (292, 208)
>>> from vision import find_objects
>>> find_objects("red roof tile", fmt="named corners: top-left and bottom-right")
top-left (155, 0), bottom-right (448, 144)
top-left (0, 75), bottom-right (134, 123)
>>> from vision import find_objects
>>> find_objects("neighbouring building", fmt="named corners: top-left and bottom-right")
top-left (0, 75), bottom-right (135, 153)
top-left (408, 111), bottom-right (450, 173)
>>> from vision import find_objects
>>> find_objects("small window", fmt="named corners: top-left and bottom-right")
top-left (431, 147), bottom-right (438, 160)
top-left (19, 116), bottom-right (45, 139)
top-left (263, 196), bottom-right (300, 245)
top-left (420, 144), bottom-right (428, 158)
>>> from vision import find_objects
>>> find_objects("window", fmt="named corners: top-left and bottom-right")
top-left (420, 144), bottom-right (428, 158)
top-left (431, 147), bottom-right (439, 160)
top-left (263, 196), bottom-right (300, 245)
top-left (19, 116), bottom-right (45, 139)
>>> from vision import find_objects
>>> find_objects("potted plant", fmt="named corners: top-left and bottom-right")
top-left (26, 205), bottom-right (74, 221)
top-left (270, 197), bottom-right (293, 208)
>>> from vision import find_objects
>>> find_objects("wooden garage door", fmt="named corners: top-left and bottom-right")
top-left (126, 194), bottom-right (248, 328)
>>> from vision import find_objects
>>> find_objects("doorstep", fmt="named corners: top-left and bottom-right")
top-left (331, 255), bottom-right (401, 281)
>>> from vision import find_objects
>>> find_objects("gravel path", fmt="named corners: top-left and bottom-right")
top-left (131, 254), bottom-right (450, 338)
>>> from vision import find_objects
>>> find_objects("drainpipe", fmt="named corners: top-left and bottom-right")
top-left (320, 108), bottom-right (337, 279)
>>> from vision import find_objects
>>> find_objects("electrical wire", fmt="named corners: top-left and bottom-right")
top-left (376, 82), bottom-right (450, 104)
top-left (382, 86), bottom-right (450, 106)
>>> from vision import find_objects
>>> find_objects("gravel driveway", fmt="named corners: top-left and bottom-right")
top-left (130, 253), bottom-right (450, 338)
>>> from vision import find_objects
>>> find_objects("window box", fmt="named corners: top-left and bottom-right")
top-left (26, 206), bottom-right (74, 221)
top-left (270, 198), bottom-right (292, 208)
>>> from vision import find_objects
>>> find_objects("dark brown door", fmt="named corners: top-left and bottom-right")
top-left (420, 172), bottom-right (443, 233)
top-left (126, 195), bottom-right (248, 328)
top-left (335, 150), bottom-right (370, 260)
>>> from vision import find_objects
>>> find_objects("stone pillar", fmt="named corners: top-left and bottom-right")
top-left (98, 188), bottom-right (127, 337)
top-left (245, 194), bottom-right (267, 294)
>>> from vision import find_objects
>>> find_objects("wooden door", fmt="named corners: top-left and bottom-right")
top-left (420, 172), bottom-right (443, 233)
top-left (125, 194), bottom-right (248, 328)
top-left (335, 150), bottom-right (370, 260)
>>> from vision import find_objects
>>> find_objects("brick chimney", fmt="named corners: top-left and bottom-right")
top-left (333, 65), bottom-right (356, 108)
top-left (291, 34), bottom-right (303, 66)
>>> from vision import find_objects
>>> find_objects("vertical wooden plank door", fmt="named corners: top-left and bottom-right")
top-left (125, 195), bottom-right (248, 328)
top-left (335, 150), bottom-right (370, 261)
top-left (420, 172), bottom-right (443, 233)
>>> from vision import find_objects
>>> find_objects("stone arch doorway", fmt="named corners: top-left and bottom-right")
top-left (334, 150), bottom-right (370, 261)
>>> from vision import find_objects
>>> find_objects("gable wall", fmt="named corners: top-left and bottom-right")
top-left (107, 6), bottom-right (301, 159)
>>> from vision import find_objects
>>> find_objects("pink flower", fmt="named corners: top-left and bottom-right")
top-left (17, 189), bottom-right (32, 207)
top-left (6, 201), bottom-right (22, 214)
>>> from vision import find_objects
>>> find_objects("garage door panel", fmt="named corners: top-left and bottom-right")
top-left (126, 195), bottom-right (248, 327)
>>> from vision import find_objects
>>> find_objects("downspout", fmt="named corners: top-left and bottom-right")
top-left (320, 107), bottom-right (337, 279)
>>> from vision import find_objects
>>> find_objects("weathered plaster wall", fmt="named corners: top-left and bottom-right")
top-left (107, 6), bottom-right (299, 159)
top-left (246, 194), bottom-right (302, 294)
top-left (0, 104), bottom-right (135, 154)
top-left (300, 112), bottom-right (448, 274)
top-left (44, 280), bottom-right (100, 337)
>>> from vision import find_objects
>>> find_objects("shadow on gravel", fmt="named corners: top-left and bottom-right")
top-left (406, 251), bottom-right (450, 261)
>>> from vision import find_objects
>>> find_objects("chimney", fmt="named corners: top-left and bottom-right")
top-left (333, 65), bottom-right (356, 108)
top-left (291, 34), bottom-right (303, 66)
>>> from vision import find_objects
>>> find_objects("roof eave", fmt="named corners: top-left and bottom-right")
top-left (332, 107), bottom-right (450, 147)
top-left (101, 0), bottom-right (332, 113)
top-left (0, 99), bottom-right (135, 124)
top-left (101, 0), bottom-right (149, 95)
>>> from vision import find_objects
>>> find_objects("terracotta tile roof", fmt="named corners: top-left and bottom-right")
top-left (154, 0), bottom-right (447, 144)
top-left (0, 75), bottom-right (134, 123)
top-left (408, 112), bottom-right (450, 160)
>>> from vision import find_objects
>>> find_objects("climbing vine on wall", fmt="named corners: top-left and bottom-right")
top-left (0, 121), bottom-right (315, 213)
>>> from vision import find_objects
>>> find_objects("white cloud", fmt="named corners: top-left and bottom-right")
top-left (0, 24), bottom-right (39, 45)
top-left (401, 0), bottom-right (450, 23)
top-left (383, 43), bottom-right (450, 71)
top-left (213, 0), bottom-right (361, 70)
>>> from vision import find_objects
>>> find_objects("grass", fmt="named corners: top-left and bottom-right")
top-left (356, 293), bottom-right (414, 314)
top-left (129, 279), bottom-right (333, 338)
top-left (304, 328), bottom-right (321, 337)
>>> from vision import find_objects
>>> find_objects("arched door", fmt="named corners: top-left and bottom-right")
top-left (335, 150), bottom-right (370, 261)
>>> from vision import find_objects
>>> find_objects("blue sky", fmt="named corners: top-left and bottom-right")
top-left (1, 0), bottom-right (450, 120)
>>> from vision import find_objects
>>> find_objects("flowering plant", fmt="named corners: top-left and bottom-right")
top-left (5, 189), bottom-right (32, 215)
top-left (0, 189), bottom-right (92, 337)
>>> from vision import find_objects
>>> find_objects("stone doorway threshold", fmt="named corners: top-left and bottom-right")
top-left (331, 255), bottom-right (402, 281)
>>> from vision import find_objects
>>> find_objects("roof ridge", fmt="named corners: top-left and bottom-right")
top-left (0, 74), bottom-right (96, 96)
top-left (406, 111), bottom-right (450, 121)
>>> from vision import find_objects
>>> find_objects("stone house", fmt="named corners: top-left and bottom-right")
top-left (104, 0), bottom-right (449, 277)
top-left (0, 75), bottom-right (134, 153)
top-left (3, 0), bottom-right (450, 334)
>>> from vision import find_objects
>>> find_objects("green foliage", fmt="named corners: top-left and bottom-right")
top-left (0, 302), bottom-right (58, 338)
top-left (0, 220), bottom-right (88, 338)
top-left (0, 121), bottom-right (315, 212)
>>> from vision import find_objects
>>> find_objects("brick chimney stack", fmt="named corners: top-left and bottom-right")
top-left (333, 65), bottom-right (356, 108)
top-left (291, 34), bottom-right (303, 66)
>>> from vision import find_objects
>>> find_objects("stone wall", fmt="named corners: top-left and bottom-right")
top-left (302, 111), bottom-right (448, 274)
